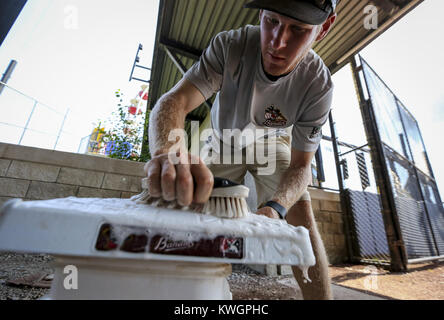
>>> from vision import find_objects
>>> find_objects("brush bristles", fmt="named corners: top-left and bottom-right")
top-left (201, 197), bottom-right (249, 218)
top-left (131, 178), bottom-right (250, 218)
top-left (131, 189), bottom-right (150, 203)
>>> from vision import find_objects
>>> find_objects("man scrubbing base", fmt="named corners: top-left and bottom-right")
top-left (145, 0), bottom-right (338, 300)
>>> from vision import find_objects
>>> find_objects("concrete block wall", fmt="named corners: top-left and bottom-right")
top-left (0, 143), bottom-right (145, 207)
top-left (309, 188), bottom-right (348, 265)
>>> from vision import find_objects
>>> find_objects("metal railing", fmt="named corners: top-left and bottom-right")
top-left (0, 81), bottom-right (94, 153)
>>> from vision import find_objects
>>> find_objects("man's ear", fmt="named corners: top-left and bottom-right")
top-left (316, 13), bottom-right (337, 41)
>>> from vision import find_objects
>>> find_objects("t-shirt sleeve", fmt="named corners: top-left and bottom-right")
top-left (183, 31), bottom-right (229, 100)
top-left (292, 75), bottom-right (334, 153)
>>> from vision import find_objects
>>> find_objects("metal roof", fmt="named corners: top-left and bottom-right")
top-left (146, 0), bottom-right (423, 127)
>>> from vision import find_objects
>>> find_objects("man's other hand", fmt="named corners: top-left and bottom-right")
top-left (144, 152), bottom-right (214, 207)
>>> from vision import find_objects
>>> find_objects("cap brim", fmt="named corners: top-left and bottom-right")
top-left (244, 0), bottom-right (329, 25)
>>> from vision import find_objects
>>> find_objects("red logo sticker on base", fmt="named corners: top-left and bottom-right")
top-left (95, 223), bottom-right (244, 259)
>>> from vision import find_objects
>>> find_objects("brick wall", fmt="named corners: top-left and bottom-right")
top-left (0, 142), bottom-right (145, 207)
top-left (310, 188), bottom-right (348, 265)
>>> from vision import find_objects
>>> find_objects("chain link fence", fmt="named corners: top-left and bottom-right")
top-left (0, 81), bottom-right (94, 153)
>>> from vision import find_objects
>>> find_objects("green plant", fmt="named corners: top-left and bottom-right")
top-left (97, 89), bottom-right (150, 162)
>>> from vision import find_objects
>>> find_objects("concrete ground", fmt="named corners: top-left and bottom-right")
top-left (331, 284), bottom-right (386, 300)
top-left (228, 265), bottom-right (389, 300)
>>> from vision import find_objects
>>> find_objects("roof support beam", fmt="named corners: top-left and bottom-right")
top-left (160, 37), bottom-right (202, 61)
top-left (164, 45), bottom-right (187, 75)
top-left (163, 45), bottom-right (212, 113)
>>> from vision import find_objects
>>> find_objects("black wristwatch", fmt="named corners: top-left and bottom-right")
top-left (261, 201), bottom-right (287, 220)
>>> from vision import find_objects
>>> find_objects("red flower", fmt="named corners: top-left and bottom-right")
top-left (138, 91), bottom-right (148, 100)
top-left (128, 106), bottom-right (137, 115)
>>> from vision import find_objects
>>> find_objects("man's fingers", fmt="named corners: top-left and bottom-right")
top-left (145, 159), bottom-right (162, 197)
top-left (190, 157), bottom-right (214, 204)
top-left (175, 163), bottom-right (194, 206)
top-left (160, 158), bottom-right (176, 201)
top-left (146, 154), bottom-right (211, 206)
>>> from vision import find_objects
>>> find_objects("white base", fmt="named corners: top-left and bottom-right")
top-left (46, 256), bottom-right (232, 300)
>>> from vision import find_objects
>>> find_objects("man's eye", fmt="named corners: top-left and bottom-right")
top-left (292, 26), bottom-right (305, 32)
top-left (267, 18), bottom-right (279, 25)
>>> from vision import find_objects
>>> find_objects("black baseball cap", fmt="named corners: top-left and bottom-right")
top-left (244, 0), bottom-right (338, 25)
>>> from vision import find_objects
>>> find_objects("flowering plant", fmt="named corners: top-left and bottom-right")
top-left (96, 88), bottom-right (149, 162)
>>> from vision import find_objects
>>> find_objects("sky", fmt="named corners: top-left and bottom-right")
top-left (0, 0), bottom-right (443, 196)
top-left (0, 0), bottom-right (159, 151)
top-left (326, 0), bottom-right (444, 196)
top-left (360, 0), bottom-right (444, 197)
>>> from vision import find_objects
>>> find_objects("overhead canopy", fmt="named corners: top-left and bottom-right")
top-left (146, 0), bottom-right (423, 124)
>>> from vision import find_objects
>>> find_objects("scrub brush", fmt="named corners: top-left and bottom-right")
top-left (131, 177), bottom-right (250, 218)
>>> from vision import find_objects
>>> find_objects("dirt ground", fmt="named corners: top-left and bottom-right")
top-left (229, 261), bottom-right (444, 300)
top-left (0, 253), bottom-right (443, 300)
top-left (328, 261), bottom-right (444, 300)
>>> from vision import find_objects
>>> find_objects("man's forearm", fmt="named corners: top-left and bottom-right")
top-left (148, 93), bottom-right (187, 156)
top-left (271, 164), bottom-right (312, 210)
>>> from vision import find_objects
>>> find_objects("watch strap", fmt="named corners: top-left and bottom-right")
top-left (262, 200), bottom-right (287, 220)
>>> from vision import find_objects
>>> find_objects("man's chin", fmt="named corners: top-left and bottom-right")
top-left (263, 64), bottom-right (288, 77)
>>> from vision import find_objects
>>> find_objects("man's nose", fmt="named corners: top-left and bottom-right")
top-left (271, 26), bottom-right (289, 49)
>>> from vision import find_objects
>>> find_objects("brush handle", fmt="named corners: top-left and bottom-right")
top-left (141, 177), bottom-right (244, 192)
top-left (213, 177), bottom-right (242, 188)
top-left (211, 177), bottom-right (249, 199)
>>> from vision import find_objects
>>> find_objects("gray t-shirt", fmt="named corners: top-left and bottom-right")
top-left (184, 25), bottom-right (333, 152)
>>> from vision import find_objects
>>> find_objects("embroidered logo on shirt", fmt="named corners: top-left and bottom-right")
top-left (309, 126), bottom-right (322, 139)
top-left (263, 106), bottom-right (287, 127)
